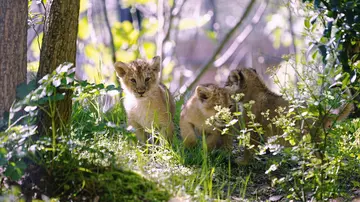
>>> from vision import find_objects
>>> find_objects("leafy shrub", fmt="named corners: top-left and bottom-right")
top-left (209, 56), bottom-right (359, 201)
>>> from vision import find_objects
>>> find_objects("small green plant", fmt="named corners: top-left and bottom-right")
top-left (257, 60), bottom-right (358, 201)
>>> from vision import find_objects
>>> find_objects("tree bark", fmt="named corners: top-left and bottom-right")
top-left (0, 0), bottom-right (27, 120)
top-left (36, 0), bottom-right (80, 135)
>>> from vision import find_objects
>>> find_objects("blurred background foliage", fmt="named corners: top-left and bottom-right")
top-left (27, 0), bottom-right (308, 99)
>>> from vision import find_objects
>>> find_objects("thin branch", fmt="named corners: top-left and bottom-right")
top-left (87, 0), bottom-right (97, 45)
top-left (156, 0), bottom-right (165, 80)
top-left (130, 6), bottom-right (143, 58)
top-left (208, 0), bottom-right (217, 31)
top-left (170, 1), bottom-right (185, 59)
top-left (163, 0), bottom-right (187, 45)
top-left (101, 0), bottom-right (117, 63)
top-left (288, 3), bottom-right (297, 60)
top-left (41, 0), bottom-right (47, 27)
top-left (158, 0), bottom-right (188, 80)
top-left (156, 0), bottom-right (165, 57)
top-left (214, 1), bottom-right (267, 68)
top-left (130, 6), bottom-right (140, 30)
top-left (179, 0), bottom-right (257, 98)
top-left (288, 2), bottom-right (299, 90)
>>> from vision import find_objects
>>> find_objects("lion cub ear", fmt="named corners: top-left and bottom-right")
top-left (196, 85), bottom-right (211, 102)
top-left (150, 56), bottom-right (161, 73)
top-left (114, 61), bottom-right (129, 78)
top-left (229, 69), bottom-right (244, 84)
top-left (225, 70), bottom-right (243, 93)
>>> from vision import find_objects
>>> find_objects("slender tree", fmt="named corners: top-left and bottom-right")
top-left (36, 0), bottom-right (80, 134)
top-left (0, 0), bottom-right (27, 120)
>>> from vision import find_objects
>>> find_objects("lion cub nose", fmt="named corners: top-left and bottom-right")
top-left (138, 90), bottom-right (146, 95)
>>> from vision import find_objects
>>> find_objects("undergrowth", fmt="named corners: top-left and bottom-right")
top-left (0, 64), bottom-right (255, 201)
top-left (1, 58), bottom-right (360, 201)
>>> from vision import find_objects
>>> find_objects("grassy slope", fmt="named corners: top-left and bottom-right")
top-left (70, 97), bottom-right (275, 202)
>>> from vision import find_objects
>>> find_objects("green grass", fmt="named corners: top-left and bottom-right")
top-left (68, 97), bottom-right (259, 201)
top-left (2, 78), bottom-right (360, 201)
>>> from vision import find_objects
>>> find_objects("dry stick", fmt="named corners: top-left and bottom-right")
top-left (102, 0), bottom-right (117, 63)
top-left (214, 1), bottom-right (267, 68)
top-left (179, 0), bottom-right (257, 98)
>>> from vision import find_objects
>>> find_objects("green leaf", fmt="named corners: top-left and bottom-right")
top-left (52, 78), bottom-right (61, 87)
top-left (16, 161), bottom-right (27, 170)
top-left (304, 17), bottom-right (310, 29)
top-left (4, 163), bottom-right (24, 181)
top-left (52, 93), bottom-right (65, 101)
top-left (0, 157), bottom-right (6, 166)
top-left (16, 80), bottom-right (37, 100)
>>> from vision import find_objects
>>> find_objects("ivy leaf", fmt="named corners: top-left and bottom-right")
top-left (4, 162), bottom-right (25, 181)
top-left (52, 78), bottom-right (61, 87)
top-left (24, 105), bottom-right (37, 112)
top-left (16, 80), bottom-right (37, 100)
top-left (51, 93), bottom-right (65, 101)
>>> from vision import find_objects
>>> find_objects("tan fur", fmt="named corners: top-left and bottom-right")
top-left (225, 68), bottom-right (354, 163)
top-left (226, 69), bottom-right (289, 142)
top-left (114, 56), bottom-right (175, 143)
top-left (180, 84), bottom-right (234, 150)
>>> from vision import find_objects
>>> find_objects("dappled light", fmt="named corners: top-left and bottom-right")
top-left (0, 0), bottom-right (359, 201)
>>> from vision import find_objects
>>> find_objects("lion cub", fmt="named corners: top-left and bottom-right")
top-left (225, 68), bottom-right (289, 142)
top-left (114, 56), bottom-right (175, 143)
top-left (180, 84), bottom-right (234, 150)
top-left (225, 68), bottom-right (354, 163)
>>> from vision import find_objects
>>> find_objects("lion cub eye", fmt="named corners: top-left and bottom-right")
top-left (145, 77), bottom-right (150, 82)
top-left (130, 78), bottom-right (136, 83)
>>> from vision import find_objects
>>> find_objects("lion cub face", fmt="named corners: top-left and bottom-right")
top-left (114, 56), bottom-right (160, 98)
top-left (224, 68), bottom-right (257, 94)
top-left (195, 84), bottom-right (234, 126)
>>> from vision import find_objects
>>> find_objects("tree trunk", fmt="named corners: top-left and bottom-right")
top-left (0, 0), bottom-right (27, 120)
top-left (36, 0), bottom-right (80, 135)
